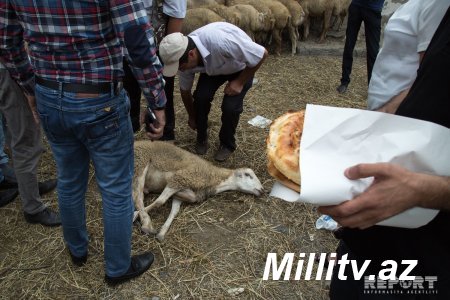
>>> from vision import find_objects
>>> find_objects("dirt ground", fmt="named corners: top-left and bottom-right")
top-left (0, 42), bottom-right (370, 299)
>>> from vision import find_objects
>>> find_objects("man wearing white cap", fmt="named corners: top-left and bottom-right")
top-left (159, 22), bottom-right (268, 162)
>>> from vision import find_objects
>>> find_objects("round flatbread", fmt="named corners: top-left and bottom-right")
top-left (266, 110), bottom-right (304, 185)
top-left (267, 160), bottom-right (300, 192)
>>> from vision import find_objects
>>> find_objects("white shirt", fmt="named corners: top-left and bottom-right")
top-left (178, 22), bottom-right (266, 91)
top-left (142, 0), bottom-right (187, 18)
top-left (367, 0), bottom-right (450, 110)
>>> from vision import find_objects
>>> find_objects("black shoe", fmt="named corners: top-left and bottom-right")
top-left (105, 252), bottom-right (155, 286)
top-left (69, 249), bottom-right (88, 267)
top-left (24, 207), bottom-right (61, 227)
top-left (336, 84), bottom-right (348, 94)
top-left (195, 140), bottom-right (208, 155)
top-left (0, 178), bottom-right (18, 190)
top-left (214, 145), bottom-right (234, 162)
top-left (38, 179), bottom-right (57, 195)
top-left (0, 188), bottom-right (19, 207)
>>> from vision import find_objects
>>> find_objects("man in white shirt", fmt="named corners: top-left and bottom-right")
top-left (159, 22), bottom-right (268, 162)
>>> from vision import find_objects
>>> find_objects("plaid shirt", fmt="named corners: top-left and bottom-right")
top-left (0, 0), bottom-right (166, 109)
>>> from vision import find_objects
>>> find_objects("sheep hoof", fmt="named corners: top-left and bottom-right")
top-left (156, 233), bottom-right (165, 242)
top-left (141, 225), bottom-right (157, 235)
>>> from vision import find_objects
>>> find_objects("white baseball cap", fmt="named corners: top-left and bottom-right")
top-left (159, 32), bottom-right (189, 77)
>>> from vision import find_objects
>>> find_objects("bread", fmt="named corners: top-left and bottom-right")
top-left (267, 160), bottom-right (300, 192)
top-left (266, 110), bottom-right (304, 190)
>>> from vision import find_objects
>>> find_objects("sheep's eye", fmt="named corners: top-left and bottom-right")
top-left (244, 172), bottom-right (253, 179)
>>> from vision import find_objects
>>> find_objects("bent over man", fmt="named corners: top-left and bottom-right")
top-left (159, 22), bottom-right (268, 162)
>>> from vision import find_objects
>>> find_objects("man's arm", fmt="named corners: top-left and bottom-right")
top-left (180, 89), bottom-right (196, 130)
top-left (376, 88), bottom-right (410, 114)
top-left (166, 17), bottom-right (184, 35)
top-left (375, 52), bottom-right (425, 114)
top-left (110, 0), bottom-right (166, 110)
top-left (0, 2), bottom-right (35, 96)
top-left (163, 0), bottom-right (186, 34)
top-left (224, 49), bottom-right (268, 96)
top-left (318, 163), bottom-right (450, 229)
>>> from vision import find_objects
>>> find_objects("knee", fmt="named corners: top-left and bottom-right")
top-left (193, 88), bottom-right (215, 104)
top-left (221, 99), bottom-right (243, 115)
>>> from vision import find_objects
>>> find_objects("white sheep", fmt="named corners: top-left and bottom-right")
top-left (187, 0), bottom-right (217, 9)
top-left (132, 140), bottom-right (264, 241)
top-left (182, 8), bottom-right (225, 34)
top-left (276, 0), bottom-right (305, 55)
top-left (259, 0), bottom-right (291, 55)
top-left (297, 0), bottom-right (335, 43)
top-left (225, 0), bottom-right (275, 45)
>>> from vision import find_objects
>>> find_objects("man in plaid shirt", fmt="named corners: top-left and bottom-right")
top-left (0, 0), bottom-right (166, 285)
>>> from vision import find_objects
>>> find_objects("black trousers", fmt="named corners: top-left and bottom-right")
top-left (123, 59), bottom-right (175, 139)
top-left (340, 3), bottom-right (382, 86)
top-left (193, 72), bottom-right (252, 151)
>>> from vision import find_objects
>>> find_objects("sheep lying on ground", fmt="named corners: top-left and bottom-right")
top-left (132, 141), bottom-right (264, 241)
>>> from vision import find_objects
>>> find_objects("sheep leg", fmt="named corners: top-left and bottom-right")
top-left (302, 17), bottom-right (310, 40)
top-left (132, 165), bottom-right (156, 234)
top-left (272, 29), bottom-right (282, 56)
top-left (174, 189), bottom-right (198, 203)
top-left (289, 25), bottom-right (297, 56)
top-left (156, 198), bottom-right (182, 242)
top-left (143, 186), bottom-right (179, 213)
top-left (319, 10), bottom-right (332, 43)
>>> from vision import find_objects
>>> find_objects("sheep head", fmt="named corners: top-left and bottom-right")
top-left (232, 168), bottom-right (264, 196)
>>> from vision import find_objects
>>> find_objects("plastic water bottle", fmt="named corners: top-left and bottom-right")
top-left (315, 215), bottom-right (339, 231)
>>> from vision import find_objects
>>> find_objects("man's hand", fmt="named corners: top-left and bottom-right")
top-left (224, 79), bottom-right (244, 96)
top-left (26, 94), bottom-right (40, 125)
top-left (140, 109), bottom-right (166, 140)
top-left (318, 163), bottom-right (427, 229)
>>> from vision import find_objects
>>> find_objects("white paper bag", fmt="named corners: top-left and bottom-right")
top-left (270, 104), bottom-right (450, 228)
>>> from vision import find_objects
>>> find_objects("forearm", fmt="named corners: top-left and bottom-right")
top-left (412, 173), bottom-right (450, 211)
top-left (234, 49), bottom-right (268, 85)
top-left (166, 17), bottom-right (184, 35)
top-left (377, 89), bottom-right (410, 114)
top-left (180, 89), bottom-right (195, 117)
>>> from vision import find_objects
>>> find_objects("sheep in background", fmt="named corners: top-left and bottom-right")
top-left (276, 0), bottom-right (305, 55)
top-left (132, 141), bottom-right (264, 241)
top-left (332, 0), bottom-right (351, 31)
top-left (207, 4), bottom-right (242, 29)
top-left (297, 0), bottom-right (335, 43)
top-left (207, 4), bottom-right (267, 41)
top-left (181, 8), bottom-right (224, 34)
top-left (259, 0), bottom-right (291, 55)
top-left (225, 0), bottom-right (275, 45)
top-left (187, 0), bottom-right (217, 9)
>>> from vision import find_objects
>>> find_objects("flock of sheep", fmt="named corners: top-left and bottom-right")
top-left (183, 0), bottom-right (351, 55)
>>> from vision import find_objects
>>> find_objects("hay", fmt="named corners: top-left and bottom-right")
top-left (0, 51), bottom-right (368, 299)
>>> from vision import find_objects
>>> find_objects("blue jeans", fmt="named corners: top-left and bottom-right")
top-left (35, 84), bottom-right (134, 277)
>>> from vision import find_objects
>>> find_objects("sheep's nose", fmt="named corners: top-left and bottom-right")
top-left (255, 187), bottom-right (265, 196)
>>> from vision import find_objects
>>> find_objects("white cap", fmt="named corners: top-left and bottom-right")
top-left (159, 32), bottom-right (189, 77)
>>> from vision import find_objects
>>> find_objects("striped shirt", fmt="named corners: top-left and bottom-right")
top-left (0, 0), bottom-right (166, 109)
